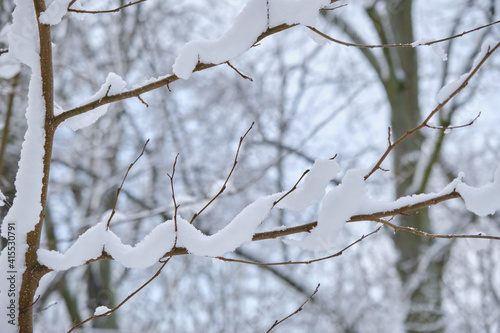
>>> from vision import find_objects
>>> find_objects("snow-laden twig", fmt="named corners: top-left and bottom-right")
top-left (53, 10), bottom-right (500, 129)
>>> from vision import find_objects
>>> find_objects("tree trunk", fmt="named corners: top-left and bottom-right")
top-left (385, 1), bottom-right (445, 331)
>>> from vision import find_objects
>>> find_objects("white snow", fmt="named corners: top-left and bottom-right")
top-left (268, 0), bottom-right (329, 27)
top-left (37, 195), bottom-right (281, 269)
top-left (37, 222), bottom-right (109, 270)
top-left (37, 158), bottom-right (341, 268)
top-left (105, 222), bottom-right (175, 269)
top-left (94, 306), bottom-right (111, 316)
top-left (0, 189), bottom-right (5, 206)
top-left (35, 271), bottom-right (56, 301)
top-left (0, 0), bottom-right (47, 331)
top-left (7, 0), bottom-right (38, 69)
top-left (359, 174), bottom-right (463, 216)
top-left (173, 0), bottom-right (267, 80)
top-left (284, 171), bottom-right (467, 252)
top-left (457, 166), bottom-right (500, 216)
top-left (411, 37), bottom-right (433, 47)
top-left (39, 0), bottom-right (74, 25)
top-left (173, 0), bottom-right (328, 80)
top-left (34, 158), bottom-right (500, 266)
top-left (285, 168), bottom-right (367, 251)
top-left (61, 72), bottom-right (127, 131)
top-left (3, 0), bottom-right (500, 331)
top-left (0, 51), bottom-right (21, 79)
top-left (412, 38), bottom-right (447, 61)
top-left (176, 195), bottom-right (280, 256)
top-left (431, 44), bottom-right (448, 61)
top-left (435, 73), bottom-right (468, 104)
top-left (276, 159), bottom-right (339, 210)
top-left (436, 39), bottom-right (498, 103)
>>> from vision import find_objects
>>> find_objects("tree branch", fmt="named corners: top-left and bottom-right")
top-left (307, 19), bottom-right (500, 49)
top-left (373, 218), bottom-right (500, 241)
top-left (364, 41), bottom-right (500, 180)
top-left (53, 23), bottom-right (301, 126)
top-left (190, 122), bottom-right (254, 223)
top-left (67, 258), bottom-right (170, 332)
top-left (216, 227), bottom-right (382, 266)
top-left (266, 283), bottom-right (320, 333)
top-left (68, 0), bottom-right (147, 14)
top-left (106, 139), bottom-right (150, 230)
top-left (167, 154), bottom-right (180, 248)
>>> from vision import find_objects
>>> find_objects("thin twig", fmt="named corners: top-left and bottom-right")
top-left (373, 218), bottom-right (500, 240)
top-left (364, 42), bottom-right (500, 180)
top-left (66, 0), bottom-right (76, 9)
top-left (273, 154), bottom-right (336, 208)
top-left (216, 227), bottom-right (382, 266)
top-left (106, 139), bottom-right (149, 230)
top-left (67, 258), bottom-right (170, 332)
top-left (87, 189), bottom-right (498, 265)
top-left (2, 198), bottom-right (12, 208)
top-left (190, 123), bottom-right (254, 224)
top-left (137, 95), bottom-right (149, 107)
top-left (54, 19), bottom-right (500, 127)
top-left (307, 19), bottom-right (500, 49)
top-left (226, 61), bottom-right (253, 81)
top-left (425, 112), bottom-right (480, 130)
top-left (33, 301), bottom-right (57, 317)
top-left (251, 191), bottom-right (462, 242)
top-left (20, 295), bottom-right (40, 314)
top-left (272, 170), bottom-right (310, 208)
top-left (167, 154), bottom-right (180, 248)
top-left (68, 0), bottom-right (147, 14)
top-left (321, 4), bottom-right (347, 11)
top-left (266, 284), bottom-right (320, 333)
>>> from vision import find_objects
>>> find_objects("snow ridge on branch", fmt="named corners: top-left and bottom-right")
top-left (172, 0), bottom-right (329, 80)
top-left (37, 157), bottom-right (500, 270)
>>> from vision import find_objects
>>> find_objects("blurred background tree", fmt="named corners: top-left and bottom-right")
top-left (1, 0), bottom-right (499, 332)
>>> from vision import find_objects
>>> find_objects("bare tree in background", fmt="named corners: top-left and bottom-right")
top-left (1, 1), bottom-right (500, 332)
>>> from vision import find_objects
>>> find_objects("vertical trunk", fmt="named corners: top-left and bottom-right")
top-left (385, 1), bottom-right (444, 331)
top-left (18, 1), bottom-right (55, 331)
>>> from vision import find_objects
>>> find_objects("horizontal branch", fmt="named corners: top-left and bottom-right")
top-left (374, 218), bottom-right (500, 241)
top-left (307, 19), bottom-right (500, 49)
top-left (159, 190), bottom-right (462, 257)
top-left (54, 17), bottom-right (500, 128)
top-left (53, 24), bottom-right (296, 127)
top-left (252, 190), bottom-right (462, 241)
top-left (217, 227), bottom-right (382, 267)
top-left (68, 0), bottom-right (147, 14)
top-left (50, 187), bottom-right (499, 274)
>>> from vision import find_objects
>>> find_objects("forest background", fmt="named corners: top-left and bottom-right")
top-left (1, 0), bottom-right (500, 332)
